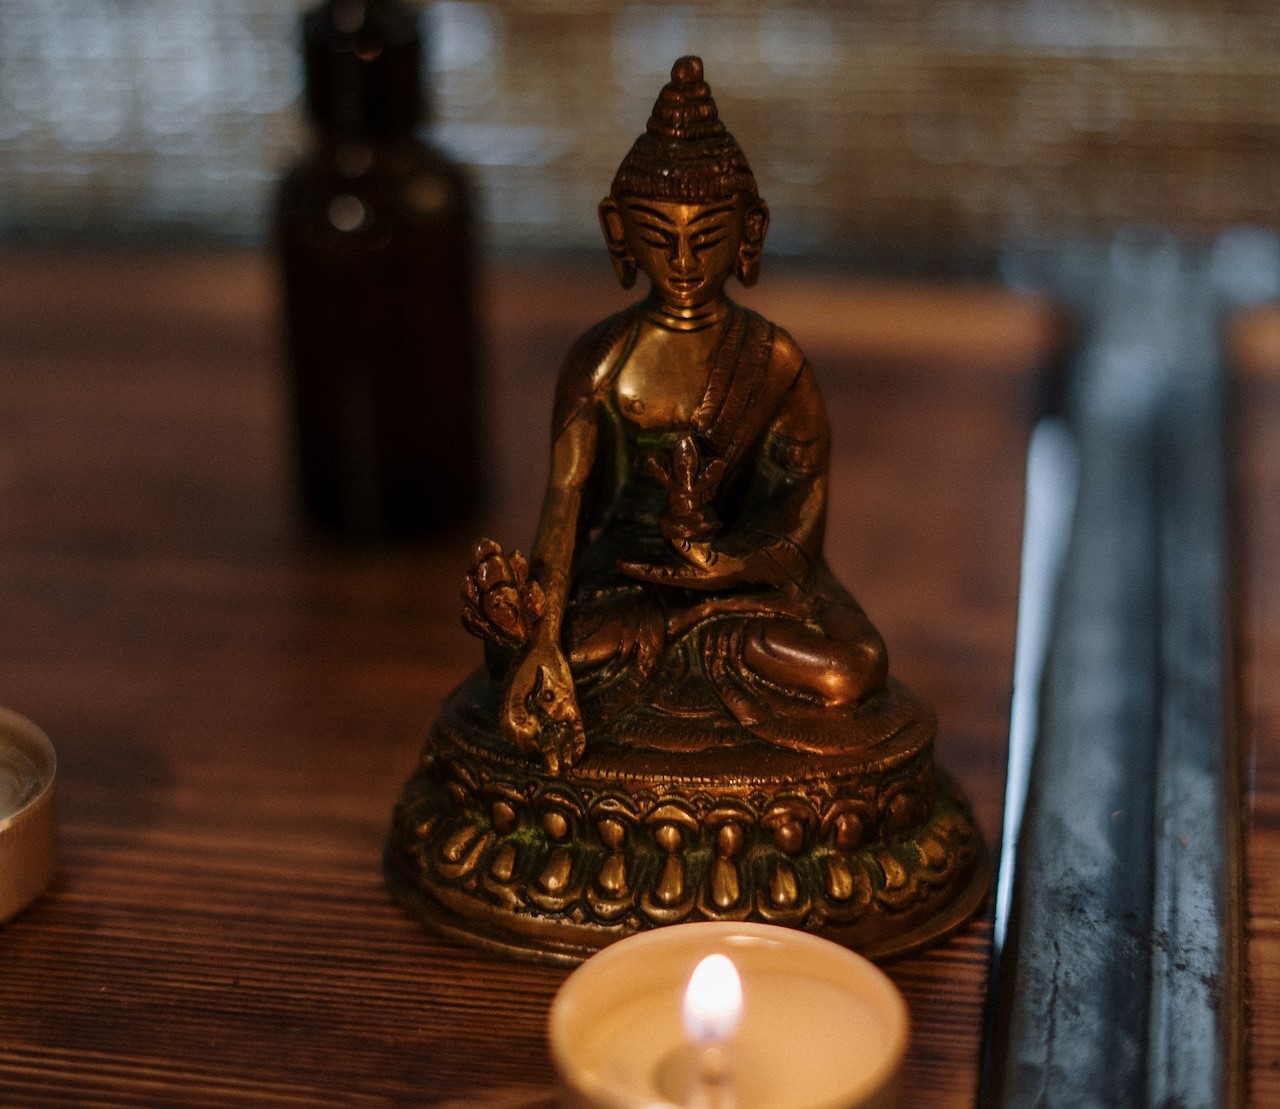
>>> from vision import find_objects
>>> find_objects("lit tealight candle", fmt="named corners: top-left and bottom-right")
top-left (549, 922), bottom-right (908, 1109)
top-left (681, 954), bottom-right (743, 1109)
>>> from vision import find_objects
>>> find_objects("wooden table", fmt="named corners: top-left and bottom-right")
top-left (1233, 305), bottom-right (1280, 1109)
top-left (0, 248), bottom-right (1261, 1107)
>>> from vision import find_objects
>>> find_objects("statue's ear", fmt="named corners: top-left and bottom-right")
top-left (735, 199), bottom-right (770, 287)
top-left (598, 198), bottom-right (638, 289)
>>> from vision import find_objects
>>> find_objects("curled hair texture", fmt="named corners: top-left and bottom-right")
top-left (610, 56), bottom-right (758, 203)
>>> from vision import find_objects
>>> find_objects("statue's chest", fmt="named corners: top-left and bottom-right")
top-left (612, 330), bottom-right (716, 430)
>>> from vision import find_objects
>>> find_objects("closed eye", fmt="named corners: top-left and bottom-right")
top-left (635, 222), bottom-right (674, 248)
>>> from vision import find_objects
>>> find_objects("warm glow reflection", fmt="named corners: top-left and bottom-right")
top-left (682, 954), bottom-right (743, 1045)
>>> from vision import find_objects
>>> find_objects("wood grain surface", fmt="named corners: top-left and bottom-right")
top-left (1233, 307), bottom-right (1280, 1109)
top-left (0, 250), bottom-right (1049, 1107)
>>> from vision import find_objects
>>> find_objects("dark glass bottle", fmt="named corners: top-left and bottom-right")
top-left (276, 0), bottom-right (481, 538)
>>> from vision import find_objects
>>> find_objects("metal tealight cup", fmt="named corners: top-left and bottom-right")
top-left (0, 707), bottom-right (57, 924)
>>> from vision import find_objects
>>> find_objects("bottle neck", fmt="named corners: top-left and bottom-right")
top-left (302, 0), bottom-right (426, 136)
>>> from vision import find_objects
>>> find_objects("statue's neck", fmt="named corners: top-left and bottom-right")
top-left (643, 294), bottom-right (730, 333)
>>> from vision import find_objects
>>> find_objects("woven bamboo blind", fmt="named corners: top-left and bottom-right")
top-left (0, 0), bottom-right (1275, 263)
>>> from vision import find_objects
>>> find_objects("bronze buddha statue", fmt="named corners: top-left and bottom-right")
top-left (388, 57), bottom-right (986, 963)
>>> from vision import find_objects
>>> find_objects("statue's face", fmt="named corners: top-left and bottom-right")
top-left (615, 195), bottom-right (747, 309)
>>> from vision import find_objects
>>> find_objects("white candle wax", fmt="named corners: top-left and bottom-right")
top-left (550, 922), bottom-right (907, 1109)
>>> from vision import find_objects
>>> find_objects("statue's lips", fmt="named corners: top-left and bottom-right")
top-left (667, 276), bottom-right (704, 292)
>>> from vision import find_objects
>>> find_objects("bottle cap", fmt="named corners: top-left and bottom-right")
top-left (303, 0), bottom-right (424, 134)
top-left (0, 708), bottom-right (56, 924)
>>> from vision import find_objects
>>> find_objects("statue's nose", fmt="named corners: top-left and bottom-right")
top-left (670, 236), bottom-right (697, 272)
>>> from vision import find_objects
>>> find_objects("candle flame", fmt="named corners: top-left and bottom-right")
top-left (682, 953), bottom-right (743, 1045)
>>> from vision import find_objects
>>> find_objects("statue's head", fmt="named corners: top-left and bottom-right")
top-left (599, 57), bottom-right (770, 299)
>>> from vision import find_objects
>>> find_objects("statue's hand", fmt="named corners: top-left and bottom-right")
top-left (618, 541), bottom-right (792, 591)
top-left (618, 543), bottom-right (746, 590)
top-left (500, 641), bottom-right (586, 774)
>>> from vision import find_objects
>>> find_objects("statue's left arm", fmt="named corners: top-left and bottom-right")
top-left (722, 353), bottom-right (829, 587)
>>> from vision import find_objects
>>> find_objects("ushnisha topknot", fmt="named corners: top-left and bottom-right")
top-left (610, 56), bottom-right (758, 203)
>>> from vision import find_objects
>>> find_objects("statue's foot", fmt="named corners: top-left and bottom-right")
top-left (739, 617), bottom-right (888, 708)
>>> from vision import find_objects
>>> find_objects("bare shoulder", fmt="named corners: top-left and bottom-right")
top-left (767, 323), bottom-right (808, 376)
top-left (759, 322), bottom-right (828, 439)
top-left (552, 308), bottom-right (641, 431)
top-left (754, 319), bottom-right (816, 406)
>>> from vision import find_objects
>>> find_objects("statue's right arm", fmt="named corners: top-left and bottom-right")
top-left (498, 321), bottom-right (618, 768)
top-left (498, 409), bottom-right (596, 769)
top-left (526, 403), bottom-right (598, 648)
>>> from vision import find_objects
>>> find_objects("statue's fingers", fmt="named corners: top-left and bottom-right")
top-left (542, 744), bottom-right (562, 775)
top-left (502, 691), bottom-right (536, 745)
top-left (619, 558), bottom-right (705, 586)
top-left (506, 706), bottom-right (532, 740)
top-left (545, 724), bottom-right (581, 776)
top-left (616, 558), bottom-right (668, 581)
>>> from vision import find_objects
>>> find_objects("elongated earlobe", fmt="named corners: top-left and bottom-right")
top-left (598, 198), bottom-right (638, 289)
top-left (735, 199), bottom-right (770, 287)
top-left (614, 256), bottom-right (638, 289)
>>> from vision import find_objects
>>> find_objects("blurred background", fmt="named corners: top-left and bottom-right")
top-left (0, 0), bottom-right (1275, 272)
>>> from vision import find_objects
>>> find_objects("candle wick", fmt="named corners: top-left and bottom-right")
top-left (688, 1042), bottom-right (736, 1109)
